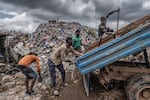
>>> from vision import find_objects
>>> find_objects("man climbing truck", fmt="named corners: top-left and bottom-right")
top-left (98, 8), bottom-right (120, 37)
top-left (98, 8), bottom-right (120, 46)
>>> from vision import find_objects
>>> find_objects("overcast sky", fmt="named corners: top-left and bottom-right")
top-left (0, 0), bottom-right (150, 33)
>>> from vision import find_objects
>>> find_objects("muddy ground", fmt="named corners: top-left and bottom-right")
top-left (41, 69), bottom-right (126, 100)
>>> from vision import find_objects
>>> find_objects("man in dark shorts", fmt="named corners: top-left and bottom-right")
top-left (18, 52), bottom-right (42, 95)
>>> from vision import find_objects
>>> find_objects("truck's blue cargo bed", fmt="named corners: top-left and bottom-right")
top-left (76, 24), bottom-right (150, 74)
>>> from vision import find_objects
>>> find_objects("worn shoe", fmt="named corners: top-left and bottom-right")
top-left (63, 82), bottom-right (68, 86)
top-left (26, 90), bottom-right (37, 96)
top-left (53, 90), bottom-right (59, 96)
top-left (61, 82), bottom-right (68, 87)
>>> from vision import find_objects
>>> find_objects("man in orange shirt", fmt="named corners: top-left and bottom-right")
top-left (18, 52), bottom-right (42, 95)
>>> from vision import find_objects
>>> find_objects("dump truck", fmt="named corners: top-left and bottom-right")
top-left (76, 14), bottom-right (150, 100)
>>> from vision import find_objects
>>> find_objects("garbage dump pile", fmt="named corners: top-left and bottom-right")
top-left (0, 21), bottom-right (97, 100)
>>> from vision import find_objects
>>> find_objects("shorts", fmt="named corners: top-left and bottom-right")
top-left (18, 65), bottom-right (37, 79)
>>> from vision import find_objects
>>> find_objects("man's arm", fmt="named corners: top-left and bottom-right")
top-left (70, 46), bottom-right (83, 56)
top-left (106, 8), bottom-right (120, 19)
top-left (35, 57), bottom-right (41, 72)
top-left (60, 50), bottom-right (70, 61)
top-left (35, 57), bottom-right (42, 82)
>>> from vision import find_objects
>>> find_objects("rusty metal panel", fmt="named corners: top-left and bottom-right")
top-left (76, 24), bottom-right (150, 74)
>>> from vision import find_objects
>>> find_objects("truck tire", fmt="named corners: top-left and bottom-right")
top-left (126, 74), bottom-right (150, 100)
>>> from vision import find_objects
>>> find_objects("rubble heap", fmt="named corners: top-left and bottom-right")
top-left (0, 21), bottom-right (97, 100)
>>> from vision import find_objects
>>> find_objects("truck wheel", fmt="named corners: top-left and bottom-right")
top-left (126, 74), bottom-right (150, 100)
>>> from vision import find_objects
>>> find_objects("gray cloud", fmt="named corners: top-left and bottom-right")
top-left (0, 12), bottom-right (13, 19)
top-left (93, 0), bottom-right (117, 15)
top-left (120, 0), bottom-right (149, 21)
top-left (0, 0), bottom-right (149, 32)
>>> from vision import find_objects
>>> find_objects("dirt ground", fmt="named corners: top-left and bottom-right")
top-left (45, 69), bottom-right (126, 100)
top-left (57, 81), bottom-right (126, 100)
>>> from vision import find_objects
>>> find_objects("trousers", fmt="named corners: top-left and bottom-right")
top-left (48, 59), bottom-right (65, 87)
